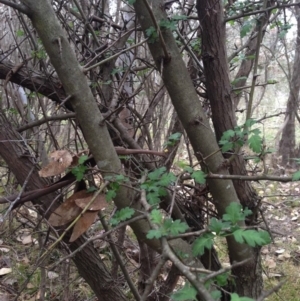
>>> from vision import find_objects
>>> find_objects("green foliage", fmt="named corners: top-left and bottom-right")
top-left (184, 166), bottom-right (207, 185)
top-left (170, 283), bottom-right (197, 301)
top-left (149, 209), bottom-right (163, 224)
top-left (16, 29), bottom-right (24, 37)
top-left (110, 207), bottom-right (135, 226)
top-left (147, 213), bottom-right (189, 239)
top-left (230, 293), bottom-right (254, 301)
top-left (191, 170), bottom-right (207, 184)
top-left (146, 26), bottom-right (159, 43)
top-left (240, 20), bottom-right (253, 38)
top-left (159, 19), bottom-right (177, 31)
top-left (219, 119), bottom-right (263, 154)
top-left (141, 167), bottom-right (176, 205)
top-left (222, 203), bottom-right (252, 224)
top-left (86, 186), bottom-right (97, 193)
top-left (164, 132), bottom-right (182, 147)
top-left (231, 76), bottom-right (248, 86)
top-left (190, 38), bottom-right (201, 55)
top-left (71, 155), bottom-right (88, 181)
top-left (233, 229), bottom-right (271, 247)
top-left (192, 233), bottom-right (214, 256)
top-left (104, 174), bottom-right (129, 201)
top-left (292, 170), bottom-right (300, 181)
top-left (279, 22), bottom-right (293, 39)
top-left (209, 218), bottom-right (230, 235)
top-left (126, 0), bottom-right (136, 4)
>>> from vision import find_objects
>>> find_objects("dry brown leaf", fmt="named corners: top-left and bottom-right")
top-left (0, 268), bottom-right (12, 276)
top-left (69, 211), bottom-right (98, 242)
top-left (48, 192), bottom-right (83, 226)
top-left (75, 192), bottom-right (107, 211)
top-left (39, 150), bottom-right (73, 177)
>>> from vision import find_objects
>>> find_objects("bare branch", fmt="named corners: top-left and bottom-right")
top-left (0, 0), bottom-right (30, 15)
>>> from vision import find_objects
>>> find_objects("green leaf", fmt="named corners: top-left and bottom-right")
top-left (71, 165), bottom-right (87, 181)
top-left (165, 132), bottom-right (182, 147)
top-left (106, 190), bottom-right (116, 202)
top-left (171, 14), bottom-right (188, 21)
top-left (222, 203), bottom-right (243, 224)
top-left (292, 170), bottom-right (300, 181)
top-left (240, 20), bottom-right (253, 38)
top-left (233, 229), bottom-right (271, 247)
top-left (78, 155), bottom-right (88, 164)
top-left (171, 283), bottom-right (197, 301)
top-left (248, 134), bottom-right (262, 153)
top-left (16, 29), bottom-right (24, 37)
top-left (209, 218), bottom-right (229, 235)
top-left (147, 229), bottom-right (163, 239)
top-left (222, 203), bottom-right (250, 224)
top-left (145, 26), bottom-right (159, 43)
top-left (159, 19), bottom-right (177, 31)
top-left (221, 129), bottom-right (235, 140)
top-left (215, 273), bottom-right (229, 286)
top-left (165, 219), bottom-right (189, 236)
top-left (211, 290), bottom-right (222, 300)
top-left (110, 207), bottom-right (135, 226)
top-left (192, 233), bottom-right (214, 256)
top-left (191, 170), bottom-right (207, 184)
top-left (244, 118), bottom-right (256, 128)
top-left (148, 167), bottom-right (167, 180)
top-left (150, 209), bottom-right (163, 224)
top-left (87, 186), bottom-right (97, 192)
top-left (159, 172), bottom-right (176, 186)
top-left (230, 293), bottom-right (254, 301)
top-left (146, 192), bottom-right (161, 205)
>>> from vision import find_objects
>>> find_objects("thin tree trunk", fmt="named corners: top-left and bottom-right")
top-left (196, 0), bottom-right (263, 297)
top-left (279, 6), bottom-right (300, 166)
top-left (0, 111), bottom-right (127, 301)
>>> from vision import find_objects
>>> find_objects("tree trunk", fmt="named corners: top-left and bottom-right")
top-left (279, 6), bottom-right (300, 166)
top-left (196, 0), bottom-right (263, 296)
top-left (0, 111), bottom-right (127, 301)
top-left (134, 0), bottom-right (262, 297)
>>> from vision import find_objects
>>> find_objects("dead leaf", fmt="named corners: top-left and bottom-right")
top-left (39, 150), bottom-right (72, 177)
top-left (75, 193), bottom-right (107, 211)
top-left (0, 268), bottom-right (12, 276)
top-left (48, 192), bottom-right (83, 227)
top-left (47, 271), bottom-right (59, 279)
top-left (69, 211), bottom-right (98, 242)
top-left (22, 235), bottom-right (34, 245)
top-left (265, 257), bottom-right (276, 269)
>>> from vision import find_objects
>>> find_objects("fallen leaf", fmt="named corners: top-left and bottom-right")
top-left (39, 150), bottom-right (72, 177)
top-left (47, 271), bottom-right (59, 279)
top-left (69, 211), bottom-right (98, 242)
top-left (0, 268), bottom-right (12, 276)
top-left (75, 193), bottom-right (107, 211)
top-left (0, 247), bottom-right (9, 253)
top-left (265, 257), bottom-right (276, 269)
top-left (22, 235), bottom-right (33, 245)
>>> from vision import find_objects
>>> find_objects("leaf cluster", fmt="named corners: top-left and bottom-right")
top-left (219, 119), bottom-right (263, 154)
top-left (141, 167), bottom-right (176, 205)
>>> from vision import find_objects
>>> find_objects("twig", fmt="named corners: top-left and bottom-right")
top-left (40, 182), bottom-right (109, 261)
top-left (48, 214), bottom-right (147, 270)
top-left (0, 0), bottom-right (29, 15)
top-left (17, 113), bottom-right (76, 132)
top-left (141, 0), bottom-right (170, 61)
top-left (98, 211), bottom-right (141, 301)
top-left (256, 280), bottom-right (286, 301)
top-left (140, 255), bottom-right (167, 301)
top-left (2, 166), bottom-right (35, 220)
top-left (83, 39), bottom-right (148, 73)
